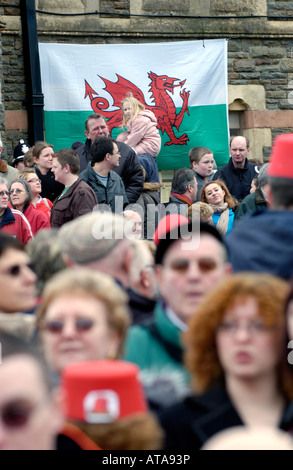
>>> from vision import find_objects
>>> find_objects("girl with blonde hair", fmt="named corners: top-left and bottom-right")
top-left (117, 94), bottom-right (161, 183)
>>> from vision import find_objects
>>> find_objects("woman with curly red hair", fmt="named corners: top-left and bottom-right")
top-left (159, 272), bottom-right (293, 450)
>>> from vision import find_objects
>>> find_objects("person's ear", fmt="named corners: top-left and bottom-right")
top-left (62, 253), bottom-right (74, 268)
top-left (266, 184), bottom-right (273, 208)
top-left (123, 244), bottom-right (134, 275)
top-left (224, 262), bottom-right (233, 276)
top-left (140, 267), bottom-right (151, 289)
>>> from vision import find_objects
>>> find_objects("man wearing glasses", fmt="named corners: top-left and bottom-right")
top-left (124, 221), bottom-right (232, 412)
top-left (0, 176), bottom-right (33, 244)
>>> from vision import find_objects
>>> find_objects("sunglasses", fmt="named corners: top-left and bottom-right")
top-left (10, 189), bottom-right (25, 195)
top-left (0, 191), bottom-right (10, 197)
top-left (42, 318), bottom-right (95, 334)
top-left (0, 263), bottom-right (34, 277)
top-left (0, 399), bottom-right (41, 428)
top-left (165, 258), bottom-right (218, 274)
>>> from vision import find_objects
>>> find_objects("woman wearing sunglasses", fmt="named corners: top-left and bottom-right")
top-left (159, 272), bottom-right (293, 450)
top-left (36, 267), bottom-right (130, 378)
top-left (9, 178), bottom-right (50, 236)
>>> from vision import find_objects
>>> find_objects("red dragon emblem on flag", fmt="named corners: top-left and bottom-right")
top-left (84, 72), bottom-right (190, 147)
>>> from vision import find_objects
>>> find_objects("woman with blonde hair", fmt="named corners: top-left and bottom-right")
top-left (117, 93), bottom-right (161, 183)
top-left (36, 267), bottom-right (131, 377)
top-left (159, 272), bottom-right (293, 450)
top-left (200, 179), bottom-right (239, 236)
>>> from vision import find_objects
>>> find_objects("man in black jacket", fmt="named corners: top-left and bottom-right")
top-left (212, 135), bottom-right (258, 202)
top-left (73, 113), bottom-right (144, 204)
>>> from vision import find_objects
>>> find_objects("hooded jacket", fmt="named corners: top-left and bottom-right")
top-left (75, 140), bottom-right (143, 204)
top-left (117, 110), bottom-right (161, 157)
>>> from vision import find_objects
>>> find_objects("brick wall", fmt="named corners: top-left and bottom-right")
top-left (1, 0), bottom-right (293, 163)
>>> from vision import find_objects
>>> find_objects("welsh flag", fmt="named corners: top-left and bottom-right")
top-left (39, 39), bottom-right (229, 171)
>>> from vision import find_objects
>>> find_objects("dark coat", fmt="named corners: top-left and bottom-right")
top-left (50, 177), bottom-right (98, 228)
top-left (234, 186), bottom-right (267, 221)
top-left (34, 166), bottom-right (64, 203)
top-left (158, 195), bottom-right (190, 220)
top-left (135, 181), bottom-right (161, 240)
top-left (158, 384), bottom-right (293, 450)
top-left (213, 157), bottom-right (258, 202)
top-left (225, 209), bottom-right (293, 280)
top-left (127, 288), bottom-right (156, 326)
top-left (75, 139), bottom-right (144, 204)
top-left (79, 163), bottom-right (128, 212)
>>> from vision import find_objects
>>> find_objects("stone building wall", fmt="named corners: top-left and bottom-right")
top-left (0, 0), bottom-right (293, 165)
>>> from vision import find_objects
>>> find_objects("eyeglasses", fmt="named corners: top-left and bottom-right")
top-left (0, 263), bottom-right (34, 277)
top-left (164, 258), bottom-right (218, 274)
top-left (27, 178), bottom-right (41, 183)
top-left (0, 191), bottom-right (10, 197)
top-left (41, 318), bottom-right (95, 334)
top-left (10, 189), bottom-right (25, 195)
top-left (217, 320), bottom-right (274, 335)
top-left (0, 398), bottom-right (43, 428)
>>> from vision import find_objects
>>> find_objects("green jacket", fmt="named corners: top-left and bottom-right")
top-left (234, 186), bottom-right (267, 221)
top-left (123, 302), bottom-right (191, 411)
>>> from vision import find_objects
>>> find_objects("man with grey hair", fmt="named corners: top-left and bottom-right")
top-left (234, 163), bottom-right (269, 221)
top-left (0, 138), bottom-right (18, 186)
top-left (58, 211), bottom-right (134, 290)
top-left (159, 168), bottom-right (198, 221)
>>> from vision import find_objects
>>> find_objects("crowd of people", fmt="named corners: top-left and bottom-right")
top-left (1, 101), bottom-right (293, 451)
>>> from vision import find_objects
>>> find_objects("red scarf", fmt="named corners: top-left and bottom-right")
top-left (170, 192), bottom-right (193, 206)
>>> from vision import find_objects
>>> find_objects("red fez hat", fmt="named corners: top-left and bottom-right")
top-left (61, 360), bottom-right (147, 423)
top-left (268, 133), bottom-right (293, 178)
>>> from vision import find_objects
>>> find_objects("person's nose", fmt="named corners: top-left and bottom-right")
top-left (186, 261), bottom-right (201, 280)
top-left (22, 265), bottom-right (37, 286)
top-left (233, 324), bottom-right (251, 341)
top-left (61, 320), bottom-right (78, 338)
